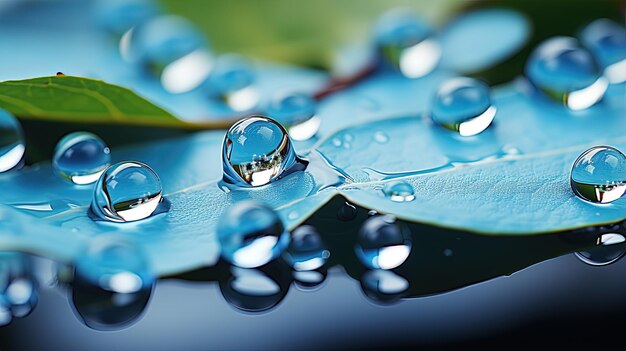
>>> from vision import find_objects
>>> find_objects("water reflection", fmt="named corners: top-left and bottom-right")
top-left (360, 270), bottom-right (409, 304)
top-left (0, 252), bottom-right (38, 326)
top-left (68, 275), bottom-right (153, 331)
top-left (575, 229), bottom-right (626, 266)
top-left (218, 260), bottom-right (292, 313)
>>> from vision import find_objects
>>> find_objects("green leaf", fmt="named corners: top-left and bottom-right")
top-left (0, 76), bottom-right (221, 129)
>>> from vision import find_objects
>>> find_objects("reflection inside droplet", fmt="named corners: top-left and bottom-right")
top-left (219, 263), bottom-right (290, 313)
top-left (570, 146), bottom-right (626, 204)
top-left (0, 108), bottom-right (25, 173)
top-left (361, 270), bottom-right (409, 303)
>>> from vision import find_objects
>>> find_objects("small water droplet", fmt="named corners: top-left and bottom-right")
top-left (526, 36), bottom-right (607, 110)
top-left (130, 15), bottom-right (207, 77)
top-left (382, 180), bottom-right (415, 202)
top-left (0, 253), bottom-right (38, 324)
top-left (443, 248), bottom-right (454, 257)
top-left (91, 161), bottom-right (164, 222)
top-left (288, 211), bottom-right (298, 220)
top-left (267, 92), bottom-right (319, 141)
top-left (217, 200), bottom-right (290, 268)
top-left (374, 9), bottom-right (441, 78)
top-left (355, 215), bottom-right (412, 270)
top-left (337, 201), bottom-right (357, 221)
top-left (332, 138), bottom-right (342, 147)
top-left (373, 131), bottom-right (389, 143)
top-left (367, 210), bottom-right (379, 217)
top-left (0, 109), bottom-right (25, 173)
top-left (431, 77), bottom-right (496, 136)
top-left (343, 134), bottom-right (353, 142)
top-left (53, 132), bottom-right (111, 185)
top-left (570, 146), bottom-right (626, 204)
top-left (580, 19), bottom-right (626, 84)
top-left (283, 225), bottom-right (330, 271)
top-left (222, 116), bottom-right (305, 187)
top-left (204, 54), bottom-right (258, 111)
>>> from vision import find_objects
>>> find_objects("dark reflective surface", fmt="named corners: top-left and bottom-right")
top-left (1, 197), bottom-right (626, 349)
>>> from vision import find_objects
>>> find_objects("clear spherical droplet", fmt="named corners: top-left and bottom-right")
top-left (580, 19), bottom-right (626, 84)
top-left (217, 200), bottom-right (290, 268)
top-left (91, 161), bottom-right (163, 222)
top-left (373, 9), bottom-right (441, 78)
top-left (222, 116), bottom-right (301, 187)
top-left (72, 236), bottom-right (154, 330)
top-left (203, 54), bottom-right (258, 111)
top-left (431, 77), bottom-right (496, 136)
top-left (130, 15), bottom-right (207, 75)
top-left (570, 146), bottom-right (626, 204)
top-left (283, 225), bottom-right (330, 271)
top-left (53, 132), bottom-right (111, 185)
top-left (0, 108), bottom-right (25, 173)
top-left (266, 92), bottom-right (320, 141)
top-left (383, 180), bottom-right (415, 202)
top-left (355, 215), bottom-right (412, 270)
top-left (525, 36), bottom-right (607, 110)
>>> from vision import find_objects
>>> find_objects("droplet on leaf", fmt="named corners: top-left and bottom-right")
top-left (91, 161), bottom-right (164, 222)
top-left (431, 77), bottom-right (496, 136)
top-left (383, 180), bottom-right (415, 202)
top-left (570, 146), bottom-right (626, 204)
top-left (53, 132), bottom-right (111, 185)
top-left (525, 36), bottom-right (607, 110)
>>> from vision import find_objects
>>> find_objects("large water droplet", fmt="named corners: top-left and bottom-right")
top-left (283, 225), bottom-right (330, 271)
top-left (266, 92), bottom-right (320, 141)
top-left (130, 15), bottom-right (207, 78)
top-left (355, 215), bottom-right (412, 270)
top-left (383, 180), bottom-right (415, 202)
top-left (53, 132), bottom-right (111, 185)
top-left (91, 161), bottom-right (164, 222)
top-left (373, 9), bottom-right (441, 78)
top-left (203, 54), bottom-right (258, 111)
top-left (72, 236), bottom-right (154, 330)
top-left (525, 36), bottom-right (608, 110)
top-left (222, 116), bottom-right (305, 187)
top-left (217, 200), bottom-right (290, 268)
top-left (580, 19), bottom-right (626, 84)
top-left (431, 77), bottom-right (496, 136)
top-left (570, 146), bottom-right (626, 204)
top-left (0, 108), bottom-right (25, 173)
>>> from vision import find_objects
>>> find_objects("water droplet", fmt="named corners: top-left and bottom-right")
top-left (525, 36), bottom-right (607, 110)
top-left (570, 146), bottom-right (626, 204)
top-left (443, 248), bottom-right (454, 257)
top-left (580, 19), bottom-right (626, 84)
top-left (204, 54), bottom-right (258, 111)
top-left (219, 265), bottom-right (290, 313)
top-left (161, 49), bottom-right (214, 94)
top-left (72, 235), bottom-right (154, 330)
top-left (332, 138), bottom-right (342, 147)
top-left (382, 180), bottom-right (415, 202)
top-left (91, 161), bottom-right (164, 222)
top-left (374, 9), bottom-right (441, 78)
top-left (217, 200), bottom-right (290, 268)
top-left (337, 201), bottom-right (357, 221)
top-left (373, 131), bottom-right (389, 143)
top-left (0, 108), bottom-right (25, 173)
top-left (361, 270), bottom-right (408, 304)
top-left (130, 15), bottom-right (207, 77)
top-left (283, 225), bottom-right (330, 271)
top-left (53, 132), bottom-right (111, 185)
top-left (355, 215), bottom-right (412, 270)
top-left (96, 0), bottom-right (160, 38)
top-left (431, 77), bottom-right (496, 136)
top-left (222, 116), bottom-right (305, 187)
top-left (266, 92), bottom-right (319, 141)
